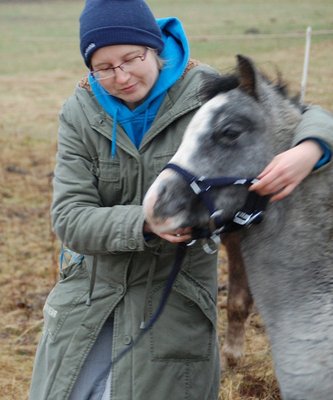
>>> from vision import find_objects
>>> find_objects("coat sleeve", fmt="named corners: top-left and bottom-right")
top-left (51, 100), bottom-right (147, 255)
top-left (292, 105), bottom-right (333, 169)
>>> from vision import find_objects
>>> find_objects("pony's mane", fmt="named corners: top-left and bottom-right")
top-left (200, 68), bottom-right (301, 107)
top-left (199, 73), bottom-right (240, 102)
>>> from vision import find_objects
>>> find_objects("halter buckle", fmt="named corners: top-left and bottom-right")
top-left (190, 177), bottom-right (210, 195)
top-left (209, 209), bottom-right (224, 231)
top-left (202, 234), bottom-right (221, 254)
top-left (233, 210), bottom-right (264, 226)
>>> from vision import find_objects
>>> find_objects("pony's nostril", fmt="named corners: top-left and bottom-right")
top-left (158, 182), bottom-right (168, 198)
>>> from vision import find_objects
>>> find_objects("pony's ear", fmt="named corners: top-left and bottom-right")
top-left (236, 55), bottom-right (259, 100)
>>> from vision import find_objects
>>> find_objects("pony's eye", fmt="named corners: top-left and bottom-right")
top-left (223, 127), bottom-right (242, 141)
top-left (211, 124), bottom-right (242, 146)
top-left (214, 124), bottom-right (244, 145)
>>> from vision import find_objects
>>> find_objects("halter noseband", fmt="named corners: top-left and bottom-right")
top-left (163, 162), bottom-right (269, 251)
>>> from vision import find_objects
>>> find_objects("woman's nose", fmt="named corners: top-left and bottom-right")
top-left (113, 67), bottom-right (131, 83)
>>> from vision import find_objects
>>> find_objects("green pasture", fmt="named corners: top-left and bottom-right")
top-left (0, 0), bottom-right (332, 145)
top-left (1, 0), bottom-right (333, 80)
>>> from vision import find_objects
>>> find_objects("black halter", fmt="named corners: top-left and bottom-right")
top-left (164, 162), bottom-right (269, 245)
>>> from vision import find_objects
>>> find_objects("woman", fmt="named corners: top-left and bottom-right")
top-left (29, 0), bottom-right (333, 399)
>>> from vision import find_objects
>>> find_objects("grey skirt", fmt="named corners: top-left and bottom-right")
top-left (69, 317), bottom-right (113, 400)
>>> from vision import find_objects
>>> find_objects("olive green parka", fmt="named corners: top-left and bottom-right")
top-left (30, 63), bottom-right (221, 400)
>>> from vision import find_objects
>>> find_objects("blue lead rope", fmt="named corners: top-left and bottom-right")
top-left (110, 242), bottom-right (188, 366)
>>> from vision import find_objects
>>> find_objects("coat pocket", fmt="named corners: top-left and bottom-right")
top-left (96, 159), bottom-right (121, 185)
top-left (92, 158), bottom-right (122, 205)
top-left (42, 259), bottom-right (89, 342)
top-left (148, 272), bottom-right (216, 362)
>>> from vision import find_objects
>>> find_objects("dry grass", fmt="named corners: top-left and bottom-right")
top-left (0, 135), bottom-right (56, 399)
top-left (1, 0), bottom-right (333, 399)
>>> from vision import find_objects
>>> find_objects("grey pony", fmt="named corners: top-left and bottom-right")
top-left (143, 55), bottom-right (333, 400)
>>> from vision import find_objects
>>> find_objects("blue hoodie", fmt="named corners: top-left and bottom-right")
top-left (88, 17), bottom-right (190, 157)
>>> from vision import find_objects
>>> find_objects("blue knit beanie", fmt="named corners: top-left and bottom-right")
top-left (80, 0), bottom-right (164, 67)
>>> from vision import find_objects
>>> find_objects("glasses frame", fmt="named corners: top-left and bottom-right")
top-left (90, 47), bottom-right (149, 81)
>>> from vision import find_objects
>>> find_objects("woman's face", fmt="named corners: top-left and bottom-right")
top-left (90, 44), bottom-right (160, 109)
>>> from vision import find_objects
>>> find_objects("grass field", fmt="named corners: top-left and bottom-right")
top-left (1, 0), bottom-right (332, 399)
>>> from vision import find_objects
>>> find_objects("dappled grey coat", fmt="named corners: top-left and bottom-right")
top-left (30, 61), bottom-right (333, 400)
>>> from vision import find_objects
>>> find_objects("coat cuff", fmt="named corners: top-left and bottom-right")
top-left (298, 137), bottom-right (332, 170)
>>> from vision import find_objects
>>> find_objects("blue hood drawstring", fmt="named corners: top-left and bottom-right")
top-left (142, 108), bottom-right (149, 140)
top-left (111, 108), bottom-right (118, 158)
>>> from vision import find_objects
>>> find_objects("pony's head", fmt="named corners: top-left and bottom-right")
top-left (143, 55), bottom-right (301, 234)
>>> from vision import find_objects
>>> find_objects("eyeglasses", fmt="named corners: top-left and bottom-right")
top-left (91, 48), bottom-right (149, 81)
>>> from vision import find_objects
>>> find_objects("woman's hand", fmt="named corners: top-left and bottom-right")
top-left (144, 222), bottom-right (192, 243)
top-left (250, 140), bottom-right (323, 202)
